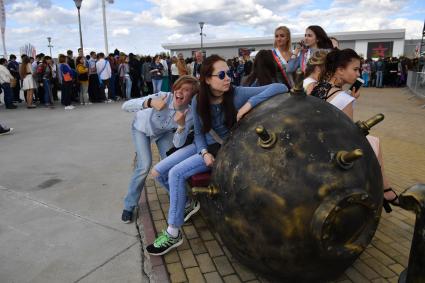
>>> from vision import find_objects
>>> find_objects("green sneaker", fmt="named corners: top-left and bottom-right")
top-left (146, 230), bottom-right (183, 256)
top-left (184, 200), bottom-right (200, 222)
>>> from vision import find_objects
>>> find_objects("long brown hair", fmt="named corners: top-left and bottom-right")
top-left (243, 50), bottom-right (278, 86)
top-left (306, 25), bottom-right (333, 49)
top-left (197, 55), bottom-right (236, 133)
top-left (19, 56), bottom-right (31, 79)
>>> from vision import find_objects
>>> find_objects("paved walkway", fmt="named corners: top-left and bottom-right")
top-left (0, 102), bottom-right (147, 282)
top-left (140, 87), bottom-right (425, 283)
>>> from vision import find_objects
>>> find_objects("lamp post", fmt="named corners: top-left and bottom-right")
top-left (47, 37), bottom-right (53, 57)
top-left (73, 0), bottom-right (84, 53)
top-left (199, 22), bottom-right (205, 54)
top-left (102, 0), bottom-right (114, 55)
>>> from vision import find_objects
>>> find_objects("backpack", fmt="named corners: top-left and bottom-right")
top-left (35, 63), bottom-right (46, 83)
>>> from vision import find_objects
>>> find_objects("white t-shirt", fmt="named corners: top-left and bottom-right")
top-left (171, 64), bottom-right (179, 76)
top-left (328, 91), bottom-right (355, 110)
top-left (96, 59), bottom-right (112, 80)
top-left (303, 77), bottom-right (317, 90)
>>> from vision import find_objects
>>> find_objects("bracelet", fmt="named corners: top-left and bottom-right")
top-left (176, 125), bottom-right (185, 133)
top-left (147, 98), bottom-right (152, 108)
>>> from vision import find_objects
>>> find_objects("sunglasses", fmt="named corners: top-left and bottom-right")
top-left (211, 70), bottom-right (232, 80)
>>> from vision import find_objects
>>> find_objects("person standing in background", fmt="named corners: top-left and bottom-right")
top-left (142, 56), bottom-right (153, 96)
top-left (77, 56), bottom-right (90, 105)
top-left (160, 55), bottom-right (171, 92)
top-left (192, 51), bottom-right (203, 79)
top-left (375, 57), bottom-right (384, 88)
top-left (7, 54), bottom-right (22, 103)
top-left (96, 53), bottom-right (112, 103)
top-left (0, 58), bottom-right (17, 109)
top-left (19, 56), bottom-right (37, 109)
top-left (150, 55), bottom-right (164, 94)
top-left (170, 56), bottom-right (179, 85)
top-left (361, 59), bottom-right (371, 87)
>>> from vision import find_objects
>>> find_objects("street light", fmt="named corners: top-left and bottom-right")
top-left (47, 37), bottom-right (53, 57)
top-left (73, 0), bottom-right (84, 53)
top-left (199, 22), bottom-right (205, 54)
top-left (102, 0), bottom-right (114, 55)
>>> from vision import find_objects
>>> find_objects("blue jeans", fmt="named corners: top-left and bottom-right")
top-left (43, 79), bottom-right (52, 105)
top-left (1, 83), bottom-right (13, 107)
top-left (125, 76), bottom-right (132, 100)
top-left (164, 152), bottom-right (210, 227)
top-left (376, 71), bottom-right (383, 87)
top-left (152, 79), bottom-right (163, 94)
top-left (154, 144), bottom-right (197, 192)
top-left (109, 73), bottom-right (117, 100)
top-left (123, 124), bottom-right (174, 212)
top-left (362, 72), bottom-right (369, 87)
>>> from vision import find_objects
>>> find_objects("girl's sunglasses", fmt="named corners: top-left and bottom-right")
top-left (211, 70), bottom-right (232, 80)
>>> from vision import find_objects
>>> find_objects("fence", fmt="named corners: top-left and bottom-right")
top-left (406, 70), bottom-right (425, 108)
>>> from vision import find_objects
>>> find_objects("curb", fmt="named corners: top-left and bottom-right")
top-left (138, 187), bottom-right (170, 283)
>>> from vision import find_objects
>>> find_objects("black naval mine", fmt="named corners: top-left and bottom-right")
top-left (189, 72), bottom-right (425, 283)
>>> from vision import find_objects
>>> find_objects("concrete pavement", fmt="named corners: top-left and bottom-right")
top-left (0, 102), bottom-right (148, 282)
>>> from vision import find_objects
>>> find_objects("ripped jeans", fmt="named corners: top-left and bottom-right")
top-left (153, 144), bottom-right (210, 227)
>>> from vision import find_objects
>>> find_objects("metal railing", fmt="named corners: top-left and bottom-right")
top-left (406, 70), bottom-right (425, 108)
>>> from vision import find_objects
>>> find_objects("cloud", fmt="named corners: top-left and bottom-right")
top-left (8, 1), bottom-right (75, 26)
top-left (112, 28), bottom-right (130, 36)
top-left (2, 0), bottom-right (423, 57)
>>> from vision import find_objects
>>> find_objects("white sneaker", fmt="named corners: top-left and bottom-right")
top-left (87, 102), bottom-right (93, 105)
top-left (64, 105), bottom-right (75, 110)
top-left (105, 99), bottom-right (112, 103)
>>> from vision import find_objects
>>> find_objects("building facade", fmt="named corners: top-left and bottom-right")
top-left (163, 29), bottom-right (418, 59)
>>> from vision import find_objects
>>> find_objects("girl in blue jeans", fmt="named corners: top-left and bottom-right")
top-left (120, 76), bottom-right (199, 223)
top-left (146, 55), bottom-right (288, 256)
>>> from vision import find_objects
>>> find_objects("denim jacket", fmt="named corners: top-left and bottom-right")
top-left (122, 92), bottom-right (193, 147)
top-left (192, 83), bottom-right (288, 153)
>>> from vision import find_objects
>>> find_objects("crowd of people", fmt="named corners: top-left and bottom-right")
top-left (0, 48), bottom-right (206, 111)
top-left (0, 40), bottom-right (414, 113)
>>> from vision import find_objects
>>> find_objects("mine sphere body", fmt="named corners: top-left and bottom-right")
top-left (198, 93), bottom-right (383, 282)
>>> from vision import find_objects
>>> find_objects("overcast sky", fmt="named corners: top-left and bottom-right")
top-left (3, 0), bottom-right (425, 56)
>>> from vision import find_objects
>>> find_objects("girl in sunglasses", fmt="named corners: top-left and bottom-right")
top-left (146, 55), bottom-right (287, 256)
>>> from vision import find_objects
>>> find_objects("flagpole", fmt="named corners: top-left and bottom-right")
top-left (0, 0), bottom-right (7, 58)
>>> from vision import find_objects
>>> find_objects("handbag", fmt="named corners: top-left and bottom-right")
top-left (10, 78), bottom-right (17, 88)
top-left (206, 129), bottom-right (224, 157)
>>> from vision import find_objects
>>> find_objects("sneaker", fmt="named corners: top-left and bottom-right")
top-left (146, 230), bottom-right (183, 256)
top-left (104, 99), bottom-right (112, 103)
top-left (0, 127), bottom-right (13, 136)
top-left (87, 102), bottom-right (93, 105)
top-left (184, 200), bottom-right (200, 222)
top-left (64, 105), bottom-right (75, 110)
top-left (121, 209), bottom-right (133, 223)
top-left (6, 104), bottom-right (17, 109)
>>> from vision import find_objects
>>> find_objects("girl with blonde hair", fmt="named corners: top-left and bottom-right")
top-left (272, 26), bottom-right (293, 88)
top-left (303, 50), bottom-right (328, 95)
